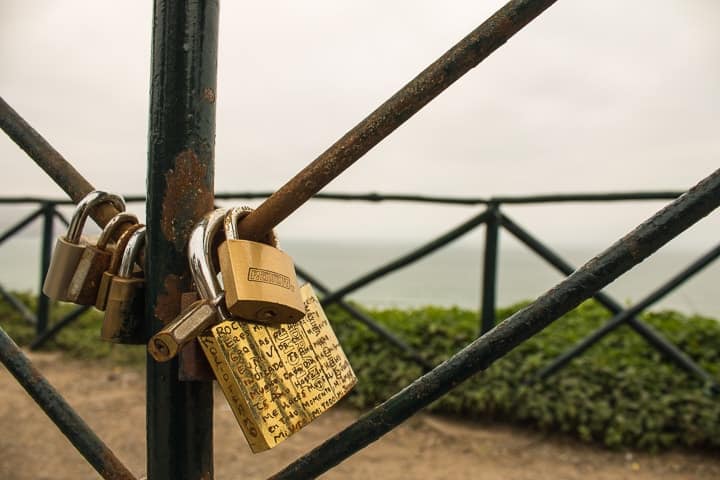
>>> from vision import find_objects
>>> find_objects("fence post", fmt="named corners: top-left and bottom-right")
top-left (480, 202), bottom-right (500, 334)
top-left (145, 1), bottom-right (219, 478)
top-left (36, 202), bottom-right (54, 336)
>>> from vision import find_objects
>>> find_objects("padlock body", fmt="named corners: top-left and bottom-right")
top-left (66, 245), bottom-right (112, 305)
top-left (94, 271), bottom-right (115, 310)
top-left (198, 283), bottom-right (356, 452)
top-left (102, 277), bottom-right (145, 344)
top-left (217, 239), bottom-right (304, 324)
top-left (42, 236), bottom-right (86, 301)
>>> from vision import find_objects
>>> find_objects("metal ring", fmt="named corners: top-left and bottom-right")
top-left (224, 206), bottom-right (277, 247)
top-left (97, 212), bottom-right (139, 249)
top-left (66, 191), bottom-right (126, 243)
top-left (188, 208), bottom-right (230, 320)
top-left (118, 227), bottom-right (146, 278)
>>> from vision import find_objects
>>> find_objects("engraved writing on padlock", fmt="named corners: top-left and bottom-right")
top-left (95, 223), bottom-right (144, 311)
top-left (101, 226), bottom-right (146, 344)
top-left (199, 283), bottom-right (357, 452)
top-left (181, 208), bottom-right (356, 452)
top-left (217, 207), bottom-right (305, 324)
top-left (43, 191), bottom-right (125, 301)
top-left (66, 212), bottom-right (138, 305)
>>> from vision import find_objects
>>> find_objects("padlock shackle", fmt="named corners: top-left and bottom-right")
top-left (67, 191), bottom-right (126, 243)
top-left (118, 227), bottom-right (146, 278)
top-left (224, 206), bottom-right (277, 247)
top-left (97, 212), bottom-right (139, 249)
top-left (188, 208), bottom-right (228, 318)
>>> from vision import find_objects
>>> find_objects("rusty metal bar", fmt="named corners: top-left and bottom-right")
top-left (36, 203), bottom-right (54, 335)
top-left (145, 0), bottom-right (219, 478)
top-left (0, 326), bottom-right (136, 479)
top-left (499, 213), bottom-right (719, 388)
top-left (295, 266), bottom-right (434, 371)
top-left (0, 97), bottom-right (120, 227)
top-left (480, 203), bottom-right (500, 334)
top-left (269, 169), bottom-right (720, 479)
top-left (235, 0), bottom-right (558, 241)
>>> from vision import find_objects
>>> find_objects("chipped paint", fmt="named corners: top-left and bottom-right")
top-left (153, 274), bottom-right (185, 325)
top-left (161, 149), bottom-right (213, 252)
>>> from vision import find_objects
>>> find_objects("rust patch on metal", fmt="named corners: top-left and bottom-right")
top-left (154, 274), bottom-right (184, 325)
top-left (161, 149), bottom-right (213, 251)
top-left (201, 87), bottom-right (216, 104)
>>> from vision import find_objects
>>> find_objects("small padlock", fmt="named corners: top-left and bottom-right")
top-left (101, 226), bottom-right (146, 344)
top-left (42, 191), bottom-right (126, 301)
top-left (66, 212), bottom-right (139, 305)
top-left (217, 207), bottom-right (305, 324)
top-left (95, 223), bottom-right (145, 311)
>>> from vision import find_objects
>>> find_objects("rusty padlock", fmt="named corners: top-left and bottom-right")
top-left (42, 191), bottom-right (125, 301)
top-left (66, 212), bottom-right (138, 305)
top-left (101, 226), bottom-right (146, 343)
top-left (217, 207), bottom-right (305, 324)
top-left (95, 223), bottom-right (145, 311)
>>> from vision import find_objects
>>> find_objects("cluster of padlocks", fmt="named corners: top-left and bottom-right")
top-left (42, 191), bottom-right (356, 452)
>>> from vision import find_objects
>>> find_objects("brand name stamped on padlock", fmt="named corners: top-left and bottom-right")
top-left (247, 267), bottom-right (294, 291)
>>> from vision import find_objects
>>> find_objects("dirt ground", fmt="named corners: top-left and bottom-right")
top-left (1, 352), bottom-right (718, 480)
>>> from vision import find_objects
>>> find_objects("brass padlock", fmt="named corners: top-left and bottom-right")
top-left (217, 207), bottom-right (305, 324)
top-left (66, 212), bottom-right (139, 305)
top-left (42, 191), bottom-right (126, 301)
top-left (101, 226), bottom-right (146, 344)
top-left (95, 223), bottom-right (145, 311)
top-left (187, 209), bottom-right (356, 452)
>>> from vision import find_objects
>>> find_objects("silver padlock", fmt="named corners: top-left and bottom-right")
top-left (42, 191), bottom-right (125, 301)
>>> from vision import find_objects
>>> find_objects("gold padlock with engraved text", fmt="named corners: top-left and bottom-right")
top-left (186, 209), bottom-right (356, 452)
top-left (217, 207), bottom-right (305, 325)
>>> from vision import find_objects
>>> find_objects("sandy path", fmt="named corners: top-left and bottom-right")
top-left (1, 352), bottom-right (718, 480)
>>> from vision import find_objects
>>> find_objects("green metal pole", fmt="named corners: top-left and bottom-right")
top-left (146, 1), bottom-right (219, 478)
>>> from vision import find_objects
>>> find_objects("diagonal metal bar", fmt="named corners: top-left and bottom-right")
top-left (0, 206), bottom-right (44, 245)
top-left (268, 170), bottom-right (720, 480)
top-left (29, 305), bottom-right (92, 351)
top-left (500, 213), bottom-right (719, 386)
top-left (295, 266), bottom-right (434, 371)
top-left (0, 97), bottom-right (121, 228)
top-left (532, 243), bottom-right (720, 388)
top-left (320, 209), bottom-right (490, 307)
top-left (236, 0), bottom-right (558, 241)
top-left (0, 326), bottom-right (136, 479)
top-left (0, 283), bottom-right (37, 325)
top-left (54, 208), bottom-right (70, 228)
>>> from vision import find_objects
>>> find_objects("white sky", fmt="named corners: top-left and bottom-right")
top-left (1, 1), bottom-right (718, 251)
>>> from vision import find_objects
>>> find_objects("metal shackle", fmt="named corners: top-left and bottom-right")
top-left (118, 226), bottom-right (146, 278)
top-left (188, 208), bottom-right (229, 319)
top-left (66, 191), bottom-right (126, 243)
top-left (96, 212), bottom-right (139, 249)
top-left (224, 206), bottom-right (277, 247)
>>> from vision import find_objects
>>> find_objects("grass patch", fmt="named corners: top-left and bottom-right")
top-left (2, 293), bottom-right (718, 450)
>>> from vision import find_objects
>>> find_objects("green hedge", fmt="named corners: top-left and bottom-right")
top-left (328, 300), bottom-right (720, 451)
top-left (1, 294), bottom-right (718, 450)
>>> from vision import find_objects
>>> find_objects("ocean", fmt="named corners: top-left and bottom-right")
top-left (2, 237), bottom-right (717, 317)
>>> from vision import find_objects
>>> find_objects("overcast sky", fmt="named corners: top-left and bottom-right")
top-left (1, 1), bottom-right (718, 251)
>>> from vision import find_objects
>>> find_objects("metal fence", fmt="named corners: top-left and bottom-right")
top-left (1, 0), bottom-right (719, 478)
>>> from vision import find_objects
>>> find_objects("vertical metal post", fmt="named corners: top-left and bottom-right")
top-left (146, 1), bottom-right (219, 479)
top-left (37, 202), bottom-right (54, 335)
top-left (480, 202), bottom-right (500, 334)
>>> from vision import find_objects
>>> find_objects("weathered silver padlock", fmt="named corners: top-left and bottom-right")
top-left (66, 212), bottom-right (139, 305)
top-left (43, 191), bottom-right (125, 301)
top-left (148, 209), bottom-right (228, 361)
top-left (217, 207), bottom-right (305, 324)
top-left (101, 226), bottom-right (146, 344)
